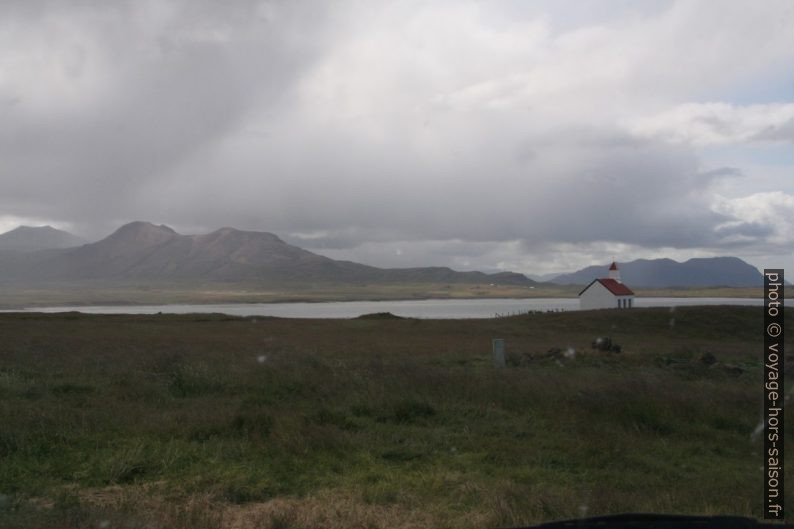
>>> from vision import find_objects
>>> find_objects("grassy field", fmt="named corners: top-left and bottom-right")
top-left (0, 306), bottom-right (791, 528)
top-left (0, 280), bottom-right (775, 309)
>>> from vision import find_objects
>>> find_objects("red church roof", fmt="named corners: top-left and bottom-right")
top-left (578, 278), bottom-right (635, 297)
top-left (609, 261), bottom-right (618, 271)
top-left (598, 278), bottom-right (634, 295)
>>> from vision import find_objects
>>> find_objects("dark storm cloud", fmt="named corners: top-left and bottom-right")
top-left (191, 124), bottom-right (731, 250)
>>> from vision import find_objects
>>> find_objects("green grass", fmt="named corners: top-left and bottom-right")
top-left (0, 306), bottom-right (791, 528)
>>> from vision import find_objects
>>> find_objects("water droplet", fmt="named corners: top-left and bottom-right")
top-left (751, 417), bottom-right (764, 442)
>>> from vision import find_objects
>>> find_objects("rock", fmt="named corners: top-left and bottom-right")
top-left (698, 352), bottom-right (717, 366)
top-left (592, 337), bottom-right (620, 353)
top-left (546, 347), bottom-right (563, 359)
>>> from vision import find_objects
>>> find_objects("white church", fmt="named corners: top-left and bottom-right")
top-left (578, 262), bottom-right (635, 310)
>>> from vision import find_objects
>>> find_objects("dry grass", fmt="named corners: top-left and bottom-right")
top-left (0, 306), bottom-right (791, 528)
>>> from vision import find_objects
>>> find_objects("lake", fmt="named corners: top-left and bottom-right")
top-left (3, 297), bottom-right (776, 319)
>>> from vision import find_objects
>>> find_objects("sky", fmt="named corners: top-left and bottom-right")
top-left (1, 0), bottom-right (793, 276)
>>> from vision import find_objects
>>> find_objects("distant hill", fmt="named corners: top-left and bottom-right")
top-left (0, 221), bottom-right (536, 286)
top-left (527, 272), bottom-right (562, 282)
top-left (0, 225), bottom-right (86, 252)
top-left (550, 257), bottom-right (763, 288)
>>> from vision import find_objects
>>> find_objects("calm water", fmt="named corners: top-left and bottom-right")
top-left (4, 297), bottom-right (776, 319)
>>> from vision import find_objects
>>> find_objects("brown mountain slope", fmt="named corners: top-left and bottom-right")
top-left (4, 221), bottom-right (535, 286)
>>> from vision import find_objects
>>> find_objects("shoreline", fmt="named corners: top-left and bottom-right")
top-left (0, 284), bottom-right (774, 311)
top-left (0, 295), bottom-right (773, 317)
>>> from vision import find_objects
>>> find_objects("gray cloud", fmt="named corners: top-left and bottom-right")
top-left (755, 118), bottom-right (794, 143)
top-left (1, 0), bottom-right (328, 228)
top-left (1, 0), bottom-right (794, 273)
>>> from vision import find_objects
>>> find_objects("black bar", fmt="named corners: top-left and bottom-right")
top-left (764, 269), bottom-right (784, 521)
top-left (504, 513), bottom-right (786, 529)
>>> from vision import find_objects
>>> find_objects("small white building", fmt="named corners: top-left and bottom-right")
top-left (578, 262), bottom-right (635, 310)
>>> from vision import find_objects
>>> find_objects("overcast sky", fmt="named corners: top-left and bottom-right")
top-left (1, 0), bottom-right (793, 276)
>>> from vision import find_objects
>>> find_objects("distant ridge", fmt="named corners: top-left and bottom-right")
top-left (550, 257), bottom-right (763, 288)
top-left (0, 221), bottom-right (537, 286)
top-left (527, 272), bottom-right (563, 282)
top-left (0, 225), bottom-right (86, 252)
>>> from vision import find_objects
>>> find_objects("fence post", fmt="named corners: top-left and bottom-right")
top-left (492, 338), bottom-right (505, 368)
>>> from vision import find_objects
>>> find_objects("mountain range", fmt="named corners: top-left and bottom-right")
top-left (0, 223), bottom-right (768, 288)
top-left (0, 222), bottom-right (533, 286)
top-left (550, 257), bottom-right (764, 288)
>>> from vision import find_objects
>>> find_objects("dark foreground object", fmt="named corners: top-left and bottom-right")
top-left (507, 513), bottom-right (791, 529)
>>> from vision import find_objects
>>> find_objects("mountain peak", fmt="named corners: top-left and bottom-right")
top-left (105, 221), bottom-right (178, 246)
top-left (11, 225), bottom-right (55, 232)
top-left (0, 225), bottom-right (86, 252)
top-left (117, 220), bottom-right (175, 232)
top-left (203, 226), bottom-right (284, 243)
